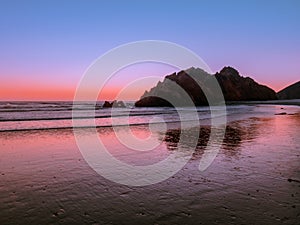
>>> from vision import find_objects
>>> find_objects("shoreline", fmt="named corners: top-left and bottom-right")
top-left (226, 99), bottom-right (300, 106)
top-left (0, 104), bottom-right (299, 224)
top-left (0, 103), bottom-right (299, 133)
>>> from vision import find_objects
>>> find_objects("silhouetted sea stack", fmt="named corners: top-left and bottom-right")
top-left (103, 100), bottom-right (126, 108)
top-left (103, 101), bottom-right (113, 108)
top-left (215, 67), bottom-right (277, 101)
top-left (135, 66), bottom-right (277, 107)
top-left (277, 81), bottom-right (300, 100)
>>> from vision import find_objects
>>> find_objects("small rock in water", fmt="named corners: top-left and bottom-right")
top-left (287, 178), bottom-right (300, 183)
top-left (103, 100), bottom-right (126, 108)
top-left (275, 112), bottom-right (287, 115)
top-left (113, 100), bottom-right (126, 108)
top-left (102, 101), bottom-right (113, 108)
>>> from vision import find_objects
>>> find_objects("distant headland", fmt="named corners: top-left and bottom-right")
top-left (135, 66), bottom-right (299, 107)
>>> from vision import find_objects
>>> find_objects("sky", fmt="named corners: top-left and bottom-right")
top-left (0, 0), bottom-right (299, 100)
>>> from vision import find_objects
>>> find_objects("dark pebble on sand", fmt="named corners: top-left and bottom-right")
top-left (275, 112), bottom-right (287, 115)
top-left (288, 178), bottom-right (300, 183)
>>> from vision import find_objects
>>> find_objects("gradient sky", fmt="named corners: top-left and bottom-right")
top-left (1, 0), bottom-right (299, 100)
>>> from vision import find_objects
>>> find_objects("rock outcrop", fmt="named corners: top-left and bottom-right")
top-left (103, 100), bottom-right (126, 108)
top-left (215, 67), bottom-right (277, 101)
top-left (103, 101), bottom-right (113, 108)
top-left (277, 81), bottom-right (300, 100)
top-left (135, 66), bottom-right (277, 107)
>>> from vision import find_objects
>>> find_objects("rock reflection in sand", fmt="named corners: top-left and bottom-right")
top-left (163, 118), bottom-right (262, 159)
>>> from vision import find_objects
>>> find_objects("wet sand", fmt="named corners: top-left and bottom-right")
top-left (0, 111), bottom-right (299, 224)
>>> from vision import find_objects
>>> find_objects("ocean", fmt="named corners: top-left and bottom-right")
top-left (0, 101), bottom-right (299, 132)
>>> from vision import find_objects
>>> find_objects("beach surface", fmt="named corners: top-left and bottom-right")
top-left (0, 103), bottom-right (299, 224)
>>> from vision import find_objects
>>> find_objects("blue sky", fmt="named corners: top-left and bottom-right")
top-left (1, 0), bottom-right (300, 99)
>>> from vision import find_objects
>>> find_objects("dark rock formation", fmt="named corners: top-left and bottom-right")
top-left (103, 100), bottom-right (126, 108)
top-left (113, 100), bottom-right (126, 108)
top-left (275, 112), bottom-right (287, 115)
top-left (134, 96), bottom-right (172, 107)
top-left (135, 67), bottom-right (213, 107)
top-left (103, 101), bottom-right (113, 108)
top-left (215, 67), bottom-right (277, 101)
top-left (135, 66), bottom-right (277, 107)
top-left (277, 81), bottom-right (300, 100)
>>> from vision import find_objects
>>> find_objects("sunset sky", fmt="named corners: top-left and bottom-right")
top-left (1, 0), bottom-right (299, 100)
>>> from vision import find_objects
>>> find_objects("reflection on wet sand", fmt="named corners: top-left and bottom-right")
top-left (163, 116), bottom-right (288, 159)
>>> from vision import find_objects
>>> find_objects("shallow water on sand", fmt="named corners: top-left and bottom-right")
top-left (0, 105), bottom-right (299, 224)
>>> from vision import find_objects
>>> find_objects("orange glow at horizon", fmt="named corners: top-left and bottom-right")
top-left (1, 66), bottom-right (294, 101)
top-left (0, 86), bottom-right (76, 101)
top-left (98, 85), bottom-right (146, 101)
top-left (0, 81), bottom-right (291, 101)
top-left (0, 83), bottom-right (148, 101)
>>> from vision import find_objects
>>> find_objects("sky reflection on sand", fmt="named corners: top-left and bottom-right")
top-left (0, 111), bottom-right (299, 224)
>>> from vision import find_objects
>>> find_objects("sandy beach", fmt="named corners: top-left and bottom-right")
top-left (0, 104), bottom-right (299, 225)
